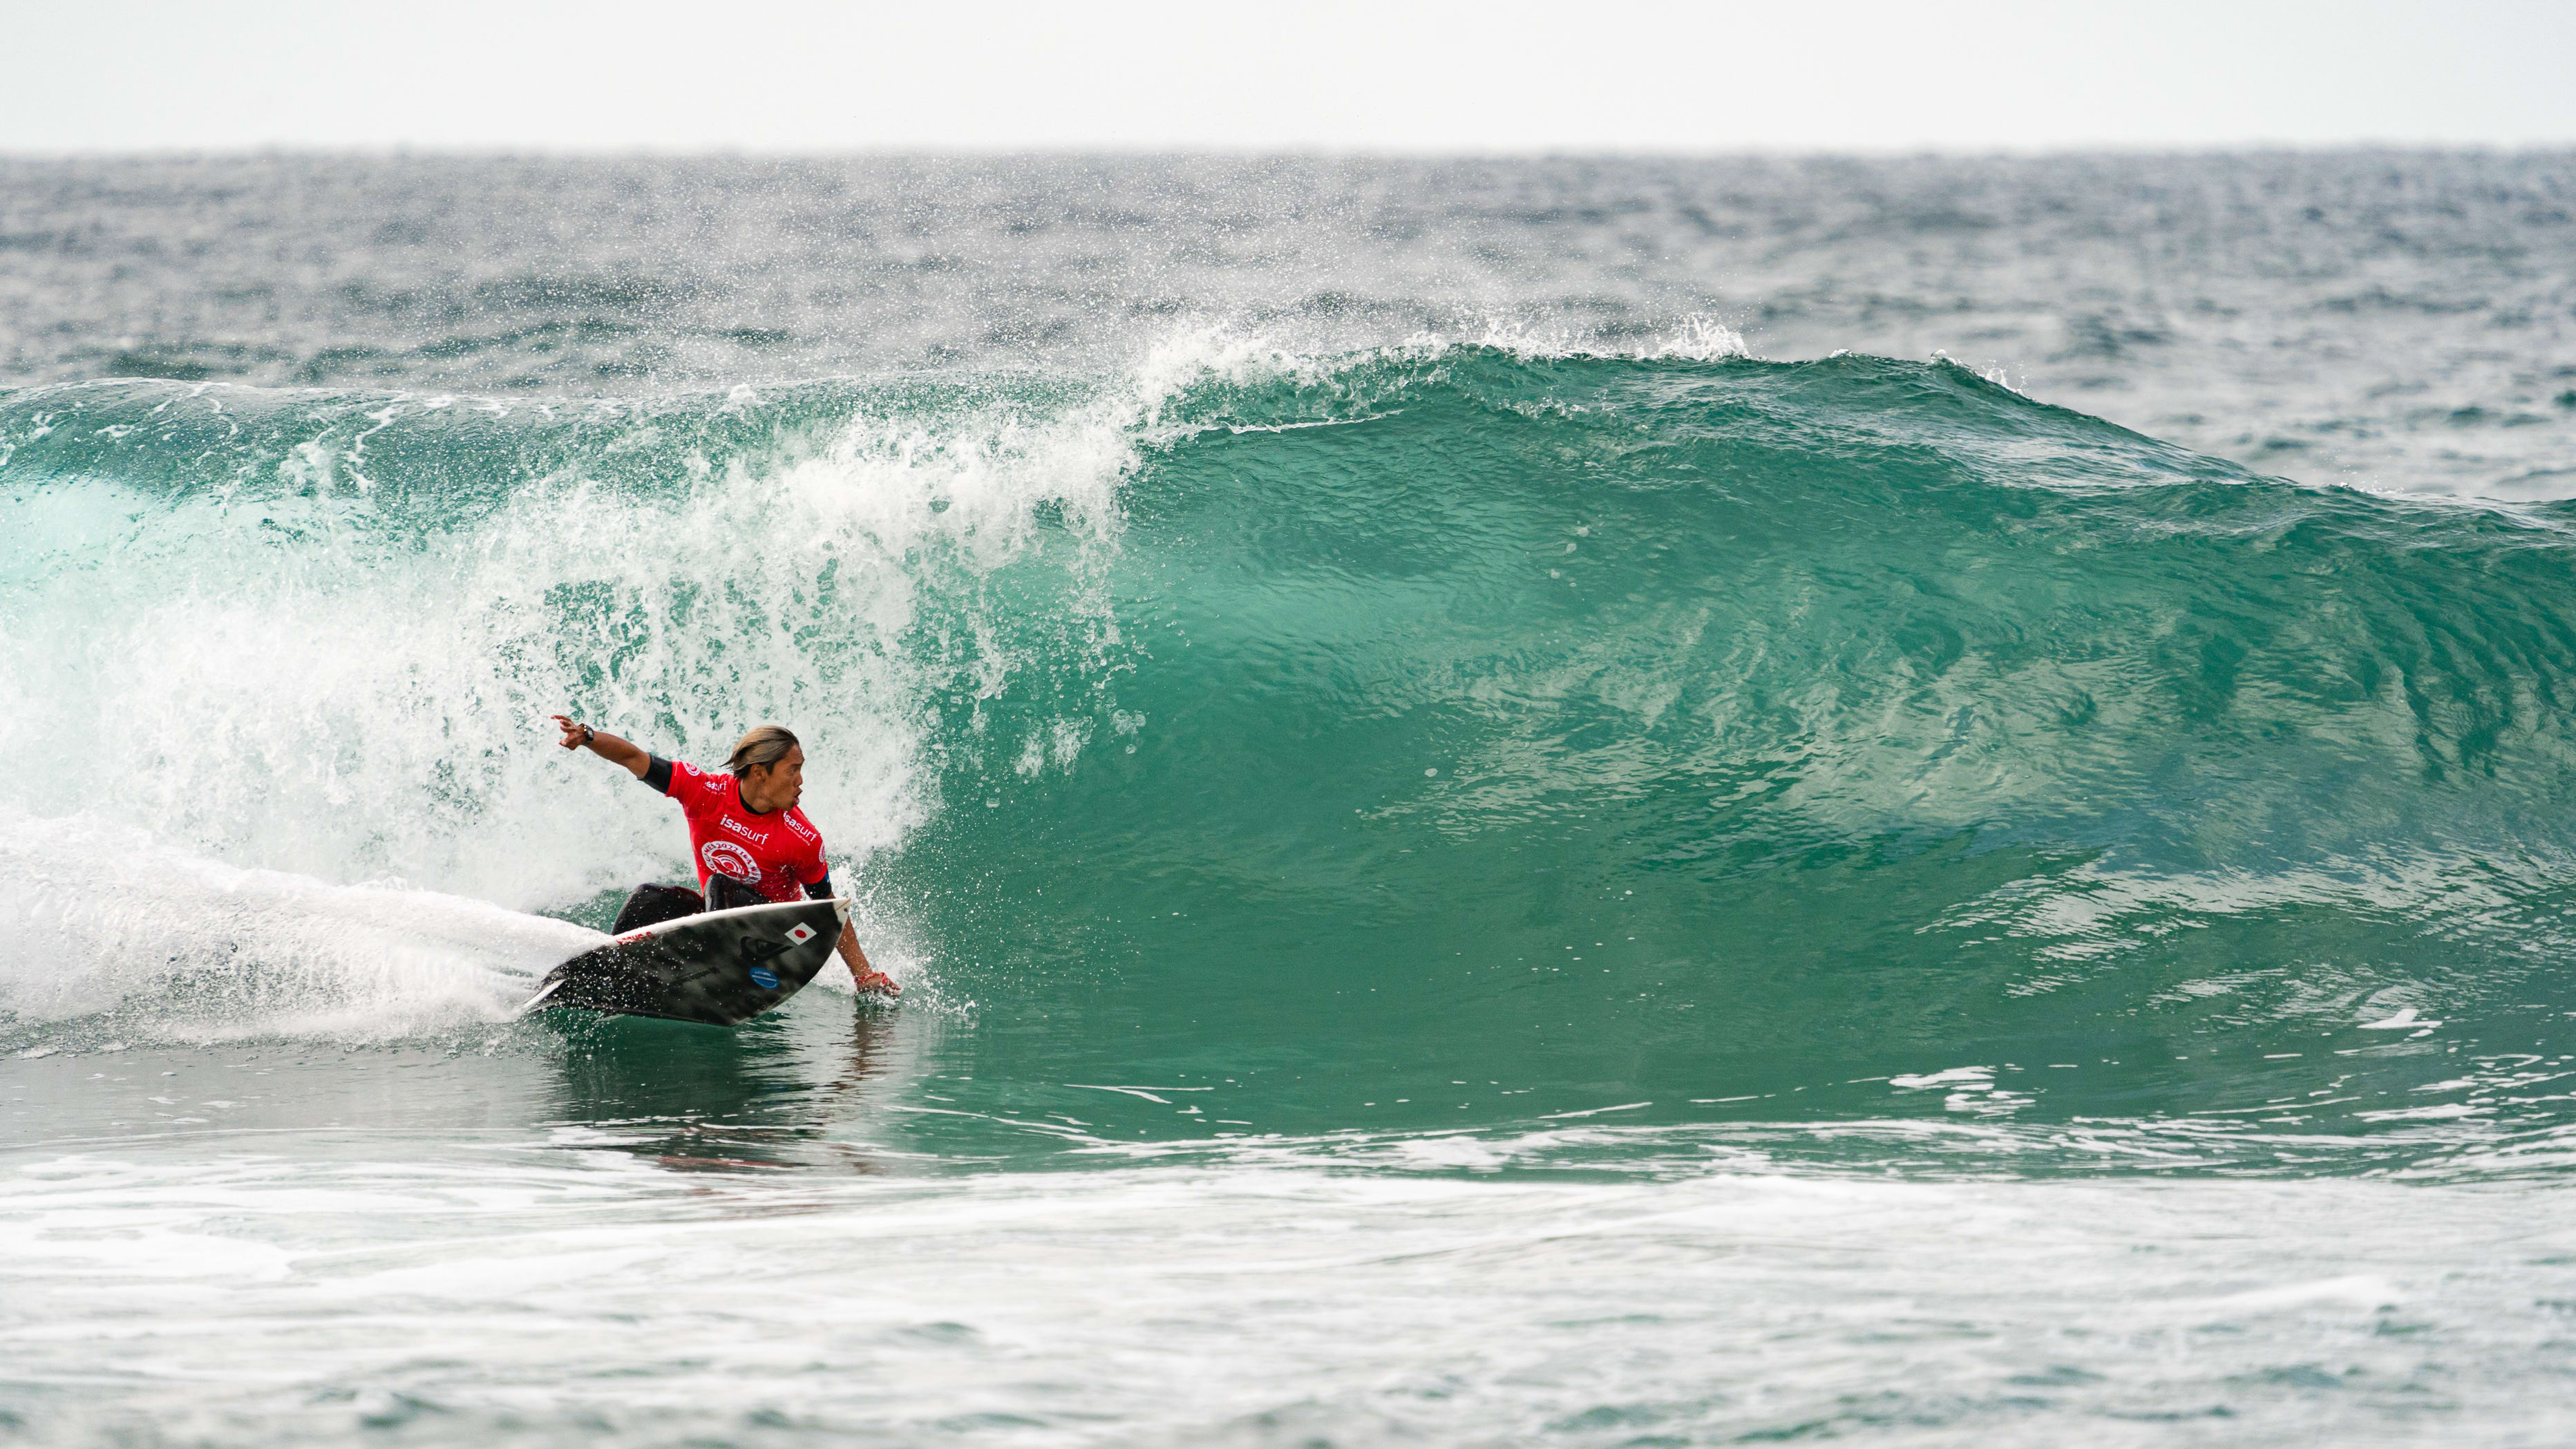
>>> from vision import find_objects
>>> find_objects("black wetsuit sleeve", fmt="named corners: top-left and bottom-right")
top-left (805, 875), bottom-right (835, 901)
top-left (639, 755), bottom-right (674, 795)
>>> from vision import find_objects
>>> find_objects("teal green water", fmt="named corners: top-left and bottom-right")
top-left (8, 348), bottom-right (2575, 1170)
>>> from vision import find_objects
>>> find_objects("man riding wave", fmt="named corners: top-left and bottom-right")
top-left (551, 715), bottom-right (899, 997)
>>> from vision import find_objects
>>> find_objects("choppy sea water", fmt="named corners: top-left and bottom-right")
top-left (7, 151), bottom-right (2576, 1445)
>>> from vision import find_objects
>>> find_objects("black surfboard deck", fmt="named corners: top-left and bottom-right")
top-left (526, 896), bottom-right (848, 1026)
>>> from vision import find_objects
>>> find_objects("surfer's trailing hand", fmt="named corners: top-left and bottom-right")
top-left (550, 714), bottom-right (596, 750)
top-left (833, 918), bottom-right (899, 998)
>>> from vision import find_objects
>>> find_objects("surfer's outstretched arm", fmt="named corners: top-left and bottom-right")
top-left (551, 715), bottom-right (650, 778)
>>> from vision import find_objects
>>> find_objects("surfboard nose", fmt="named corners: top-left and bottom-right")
top-left (832, 896), bottom-right (851, 926)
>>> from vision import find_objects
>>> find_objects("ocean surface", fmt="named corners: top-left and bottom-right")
top-left (6, 151), bottom-right (2576, 1446)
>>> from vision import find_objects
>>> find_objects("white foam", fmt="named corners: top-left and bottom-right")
top-left (3, 1148), bottom-right (2562, 1446)
top-left (0, 375), bottom-right (1150, 917)
top-left (0, 808), bottom-right (603, 1041)
top-left (1647, 312), bottom-right (1753, 361)
top-left (1890, 1066), bottom-right (1995, 1090)
top-left (2358, 1103), bottom-right (2491, 1123)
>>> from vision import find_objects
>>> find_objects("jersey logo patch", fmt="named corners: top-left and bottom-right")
top-left (701, 840), bottom-right (761, 883)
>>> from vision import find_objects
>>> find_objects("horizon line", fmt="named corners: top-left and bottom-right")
top-left (6, 140), bottom-right (2575, 165)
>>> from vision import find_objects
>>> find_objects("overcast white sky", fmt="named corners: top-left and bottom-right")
top-left (6, 0), bottom-right (2570, 154)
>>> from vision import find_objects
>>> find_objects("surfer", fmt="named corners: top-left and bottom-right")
top-left (550, 716), bottom-right (900, 997)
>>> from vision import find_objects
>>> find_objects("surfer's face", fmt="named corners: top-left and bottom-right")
top-left (744, 746), bottom-right (806, 813)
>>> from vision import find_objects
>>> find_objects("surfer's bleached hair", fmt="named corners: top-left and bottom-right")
top-left (726, 724), bottom-right (801, 777)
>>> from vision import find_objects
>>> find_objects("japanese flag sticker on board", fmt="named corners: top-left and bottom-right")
top-left (786, 922), bottom-right (816, 945)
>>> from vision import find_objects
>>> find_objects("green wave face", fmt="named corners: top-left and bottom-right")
top-left (8, 349), bottom-right (2576, 1163)
top-left (898, 350), bottom-right (2576, 1150)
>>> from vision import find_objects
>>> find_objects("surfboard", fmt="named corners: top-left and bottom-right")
top-left (525, 896), bottom-right (849, 1026)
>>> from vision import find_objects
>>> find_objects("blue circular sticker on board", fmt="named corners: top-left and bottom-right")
top-left (748, 966), bottom-right (780, 990)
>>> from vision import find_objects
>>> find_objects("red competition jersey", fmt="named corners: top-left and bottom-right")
top-left (661, 758), bottom-right (829, 905)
